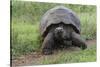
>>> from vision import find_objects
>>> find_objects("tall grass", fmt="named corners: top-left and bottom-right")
top-left (80, 13), bottom-right (96, 39)
top-left (11, 1), bottom-right (96, 23)
top-left (11, 1), bottom-right (96, 57)
top-left (12, 22), bottom-right (41, 57)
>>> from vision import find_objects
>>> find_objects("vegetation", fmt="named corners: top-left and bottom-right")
top-left (11, 1), bottom-right (96, 63)
top-left (41, 45), bottom-right (96, 64)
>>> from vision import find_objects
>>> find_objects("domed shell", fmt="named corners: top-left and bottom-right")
top-left (40, 6), bottom-right (80, 37)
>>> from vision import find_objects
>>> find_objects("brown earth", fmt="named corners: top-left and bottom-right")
top-left (11, 39), bottom-right (96, 67)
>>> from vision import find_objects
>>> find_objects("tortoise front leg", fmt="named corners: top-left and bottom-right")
top-left (42, 32), bottom-right (54, 55)
top-left (71, 32), bottom-right (87, 50)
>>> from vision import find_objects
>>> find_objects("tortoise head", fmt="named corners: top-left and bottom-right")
top-left (53, 26), bottom-right (71, 41)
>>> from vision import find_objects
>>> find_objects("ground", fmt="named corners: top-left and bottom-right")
top-left (12, 39), bottom-right (96, 67)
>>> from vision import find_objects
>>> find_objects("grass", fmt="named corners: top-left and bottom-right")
top-left (41, 45), bottom-right (96, 64)
top-left (80, 13), bottom-right (96, 39)
top-left (11, 1), bottom-right (96, 63)
top-left (12, 22), bottom-right (41, 57)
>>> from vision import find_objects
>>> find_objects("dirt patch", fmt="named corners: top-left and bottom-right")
top-left (11, 39), bottom-right (96, 67)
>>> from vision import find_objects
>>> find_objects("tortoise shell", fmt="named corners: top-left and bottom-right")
top-left (40, 6), bottom-right (80, 38)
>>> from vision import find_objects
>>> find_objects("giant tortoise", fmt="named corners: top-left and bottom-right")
top-left (40, 6), bottom-right (87, 55)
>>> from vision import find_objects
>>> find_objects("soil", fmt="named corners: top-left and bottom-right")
top-left (11, 39), bottom-right (96, 67)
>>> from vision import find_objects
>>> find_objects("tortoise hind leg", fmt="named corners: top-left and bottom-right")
top-left (42, 32), bottom-right (54, 55)
top-left (71, 32), bottom-right (87, 50)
